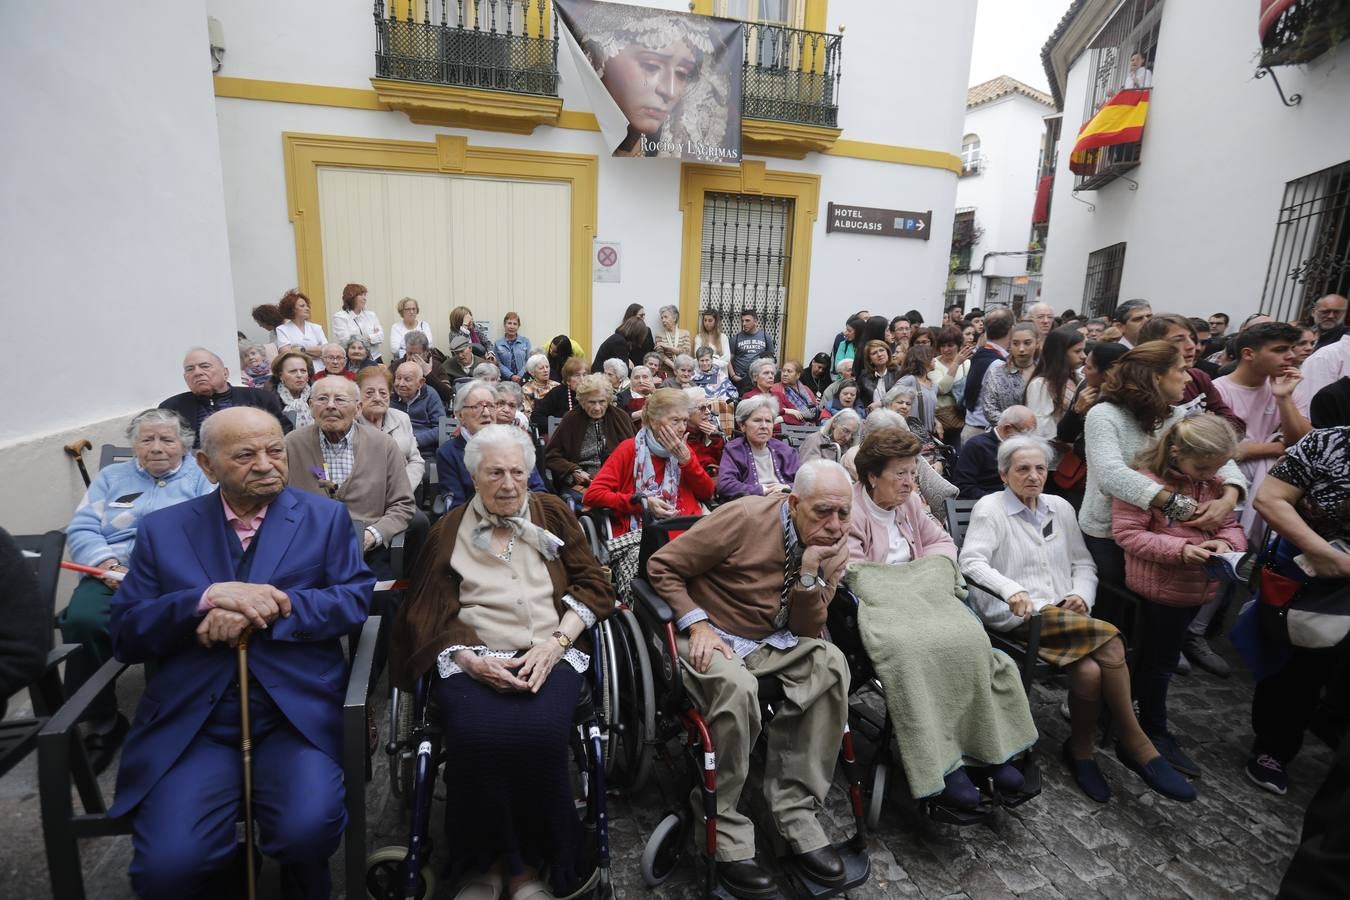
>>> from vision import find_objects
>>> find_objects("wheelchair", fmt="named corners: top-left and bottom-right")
top-left (825, 586), bottom-right (1042, 829)
top-left (368, 621), bottom-right (619, 900)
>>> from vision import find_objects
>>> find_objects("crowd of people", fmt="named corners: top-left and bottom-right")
top-left (29, 284), bottom-right (1350, 898)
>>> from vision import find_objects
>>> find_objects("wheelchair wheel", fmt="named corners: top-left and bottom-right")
top-left (610, 608), bottom-right (655, 792)
top-left (387, 688), bottom-right (414, 801)
top-left (866, 762), bottom-right (888, 829)
top-left (596, 620), bottom-right (621, 776)
top-left (640, 812), bottom-right (687, 887)
top-left (366, 845), bottom-right (435, 900)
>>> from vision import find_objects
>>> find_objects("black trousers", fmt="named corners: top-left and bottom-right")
top-left (1253, 646), bottom-right (1348, 763)
top-left (1280, 730), bottom-right (1350, 898)
top-left (1084, 535), bottom-right (1127, 629)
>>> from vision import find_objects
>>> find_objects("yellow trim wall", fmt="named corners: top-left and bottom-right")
top-left (280, 132), bottom-right (598, 334)
top-left (214, 76), bottom-right (962, 174)
top-left (678, 161), bottom-right (820, 361)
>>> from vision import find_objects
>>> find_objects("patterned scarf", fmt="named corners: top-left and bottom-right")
top-left (276, 383), bottom-right (313, 427)
top-left (630, 427), bottom-right (682, 531)
top-left (468, 494), bottom-right (564, 561)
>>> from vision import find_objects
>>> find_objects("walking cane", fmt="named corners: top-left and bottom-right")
top-left (64, 438), bottom-right (93, 488)
top-left (237, 629), bottom-right (258, 900)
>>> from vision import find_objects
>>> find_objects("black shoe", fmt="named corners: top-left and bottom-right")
top-left (1246, 751), bottom-right (1289, 796)
top-left (718, 860), bottom-right (777, 899)
top-left (1150, 732), bottom-right (1201, 778)
top-left (793, 845), bottom-right (846, 887)
top-left (83, 714), bottom-right (129, 775)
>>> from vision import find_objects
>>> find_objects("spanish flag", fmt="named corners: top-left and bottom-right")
top-left (1069, 88), bottom-right (1150, 174)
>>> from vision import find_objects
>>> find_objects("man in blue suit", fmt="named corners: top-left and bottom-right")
top-left (110, 407), bottom-right (373, 899)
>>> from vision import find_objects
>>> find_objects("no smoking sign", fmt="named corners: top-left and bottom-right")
top-left (593, 239), bottom-right (621, 283)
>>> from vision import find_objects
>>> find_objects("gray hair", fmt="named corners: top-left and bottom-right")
top-left (996, 404), bottom-right (1035, 430)
top-left (695, 346), bottom-right (715, 361)
top-left (881, 384), bottom-right (916, 407)
top-left (860, 408), bottom-right (910, 438)
top-left (464, 423), bottom-right (536, 476)
top-left (793, 459), bottom-right (850, 498)
top-left (344, 336), bottom-right (370, 352)
top-left (454, 378), bottom-right (496, 415)
top-left (524, 353), bottom-right (549, 376)
top-left (749, 358), bottom-right (777, 382)
top-left (184, 347), bottom-right (225, 367)
top-left (734, 394), bottom-right (779, 424)
top-left (494, 381), bottom-right (523, 403)
top-left (472, 362), bottom-right (501, 381)
top-left (837, 358), bottom-right (854, 375)
top-left (672, 353), bottom-right (695, 370)
top-left (997, 435), bottom-right (1053, 475)
top-left (682, 386), bottom-right (709, 406)
top-left (320, 342), bottom-right (345, 356)
top-left (824, 408), bottom-right (861, 444)
top-left (238, 340), bottom-right (265, 359)
top-left (1113, 298), bottom-right (1151, 324)
top-left (631, 365), bottom-right (653, 380)
top-left (127, 408), bottom-right (194, 447)
top-left (603, 358), bottom-right (629, 379)
top-left (658, 304), bottom-right (680, 323)
top-left (403, 331), bottom-right (430, 353)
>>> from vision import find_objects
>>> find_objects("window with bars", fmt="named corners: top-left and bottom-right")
top-left (699, 192), bottom-right (793, 360)
top-left (1082, 242), bottom-right (1127, 318)
top-left (1261, 160), bottom-right (1350, 323)
top-left (1074, 0), bottom-right (1162, 189)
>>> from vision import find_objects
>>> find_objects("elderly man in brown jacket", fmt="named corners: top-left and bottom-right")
top-left (647, 458), bottom-right (853, 897)
top-left (285, 376), bottom-right (414, 577)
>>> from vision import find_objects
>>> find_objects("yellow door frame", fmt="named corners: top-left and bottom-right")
top-left (281, 132), bottom-right (597, 337)
top-left (692, 0), bottom-right (827, 32)
top-left (677, 161), bottom-right (820, 362)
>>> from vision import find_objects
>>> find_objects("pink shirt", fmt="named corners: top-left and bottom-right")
top-left (198, 496), bottom-right (271, 612)
top-left (1214, 375), bottom-right (1308, 542)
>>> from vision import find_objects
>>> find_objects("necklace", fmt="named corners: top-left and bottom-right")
top-left (493, 533), bottom-right (515, 562)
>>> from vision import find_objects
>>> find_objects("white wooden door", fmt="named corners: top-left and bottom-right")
top-left (317, 167), bottom-right (571, 354)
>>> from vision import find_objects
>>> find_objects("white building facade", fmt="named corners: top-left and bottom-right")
top-left (951, 77), bottom-right (1055, 314)
top-left (2, 0), bottom-right (979, 530)
top-left (1038, 0), bottom-right (1350, 323)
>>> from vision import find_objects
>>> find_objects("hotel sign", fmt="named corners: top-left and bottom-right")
top-left (826, 202), bottom-right (931, 240)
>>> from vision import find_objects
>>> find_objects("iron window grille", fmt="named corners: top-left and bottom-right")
top-left (1082, 242), bottom-right (1127, 318)
top-left (951, 208), bottom-right (979, 273)
top-left (1074, 0), bottom-right (1162, 190)
top-left (1260, 159), bottom-right (1350, 323)
top-left (699, 192), bottom-right (794, 361)
top-left (374, 0), bottom-right (560, 97)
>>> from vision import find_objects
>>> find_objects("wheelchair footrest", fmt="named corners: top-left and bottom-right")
top-left (992, 758), bottom-right (1043, 809)
top-left (918, 794), bottom-right (997, 826)
top-left (779, 839), bottom-right (871, 899)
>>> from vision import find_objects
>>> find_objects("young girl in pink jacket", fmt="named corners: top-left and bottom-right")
top-left (1113, 414), bottom-right (1247, 783)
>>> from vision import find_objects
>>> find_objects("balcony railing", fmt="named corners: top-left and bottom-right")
top-left (741, 21), bottom-right (842, 128)
top-left (1073, 140), bottom-right (1141, 191)
top-left (374, 0), bottom-right (559, 97)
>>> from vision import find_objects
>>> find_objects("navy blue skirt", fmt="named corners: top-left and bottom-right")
top-left (434, 663), bottom-right (585, 892)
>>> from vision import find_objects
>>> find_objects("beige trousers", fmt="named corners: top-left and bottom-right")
top-left (677, 635), bottom-right (849, 861)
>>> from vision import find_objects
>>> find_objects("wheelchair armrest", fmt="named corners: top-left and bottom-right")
top-left (641, 513), bottom-right (702, 534)
top-left (344, 616), bottom-right (381, 712)
top-left (630, 578), bottom-right (674, 629)
top-left (45, 643), bottom-right (81, 670)
top-left (40, 658), bottom-right (132, 740)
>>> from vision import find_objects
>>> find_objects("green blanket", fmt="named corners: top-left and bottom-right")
top-left (846, 555), bottom-right (1037, 799)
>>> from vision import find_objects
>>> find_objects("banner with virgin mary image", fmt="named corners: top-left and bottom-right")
top-left (556, 0), bottom-right (743, 163)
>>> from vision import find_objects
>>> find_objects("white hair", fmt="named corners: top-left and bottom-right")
top-left (734, 394), bottom-right (779, 424)
top-left (823, 407), bottom-right (861, 442)
top-left (472, 362), bottom-right (501, 381)
top-left (454, 378), bottom-right (496, 415)
top-left (494, 381), bottom-right (523, 402)
top-left (997, 434), bottom-right (1053, 475)
top-left (184, 346), bottom-right (224, 367)
top-left (996, 404), bottom-right (1035, 429)
top-left (673, 353), bottom-right (696, 370)
top-left (793, 459), bottom-right (849, 497)
top-left (860, 408), bottom-right (909, 437)
top-left (881, 384), bottom-right (916, 407)
top-left (464, 423), bottom-right (536, 476)
top-left (525, 353), bottom-right (549, 375)
top-left (658, 304), bottom-right (680, 323)
top-left (682, 386), bottom-right (709, 406)
top-left (128, 408), bottom-right (194, 447)
top-left (632, 365), bottom-right (653, 379)
top-left (602, 358), bottom-right (629, 379)
top-left (749, 358), bottom-right (778, 381)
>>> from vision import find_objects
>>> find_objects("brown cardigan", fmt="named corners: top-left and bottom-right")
top-left (646, 494), bottom-right (848, 640)
top-left (390, 492), bottom-right (613, 690)
top-left (543, 405), bottom-right (636, 485)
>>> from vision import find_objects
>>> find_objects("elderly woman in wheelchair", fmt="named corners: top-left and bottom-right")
top-left (958, 435), bottom-right (1194, 804)
top-left (842, 426), bottom-right (1038, 819)
top-left (391, 424), bottom-right (614, 900)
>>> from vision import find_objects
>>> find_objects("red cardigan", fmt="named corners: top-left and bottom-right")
top-left (582, 436), bottom-right (715, 535)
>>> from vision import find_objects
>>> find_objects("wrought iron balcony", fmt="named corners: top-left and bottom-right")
top-left (373, 0), bottom-right (559, 98)
top-left (1073, 140), bottom-right (1140, 191)
top-left (740, 21), bottom-right (841, 128)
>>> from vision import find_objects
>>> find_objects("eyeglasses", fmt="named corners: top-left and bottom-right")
top-left (313, 396), bottom-right (355, 407)
top-left (463, 402), bottom-right (495, 413)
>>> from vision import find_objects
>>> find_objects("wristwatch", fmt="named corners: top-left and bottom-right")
top-left (798, 572), bottom-right (819, 589)
top-left (552, 630), bottom-right (572, 650)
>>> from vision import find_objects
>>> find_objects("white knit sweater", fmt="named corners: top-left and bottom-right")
top-left (1078, 402), bottom-right (1246, 539)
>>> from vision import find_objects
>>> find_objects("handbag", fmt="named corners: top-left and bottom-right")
top-left (934, 403), bottom-right (965, 433)
top-left (1257, 564), bottom-right (1350, 649)
top-left (1051, 446), bottom-right (1087, 491)
top-left (605, 528), bottom-right (644, 603)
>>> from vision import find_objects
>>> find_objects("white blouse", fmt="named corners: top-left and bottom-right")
top-left (275, 320), bottom-right (328, 372)
top-left (332, 309), bottom-right (385, 358)
top-left (389, 320), bottom-right (435, 359)
top-left (860, 489), bottom-right (912, 565)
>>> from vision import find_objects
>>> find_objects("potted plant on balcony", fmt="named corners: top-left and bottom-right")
top-left (1260, 0), bottom-right (1350, 67)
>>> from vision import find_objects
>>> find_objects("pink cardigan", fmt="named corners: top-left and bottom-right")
top-left (1112, 469), bottom-right (1247, 606)
top-left (847, 482), bottom-right (957, 564)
